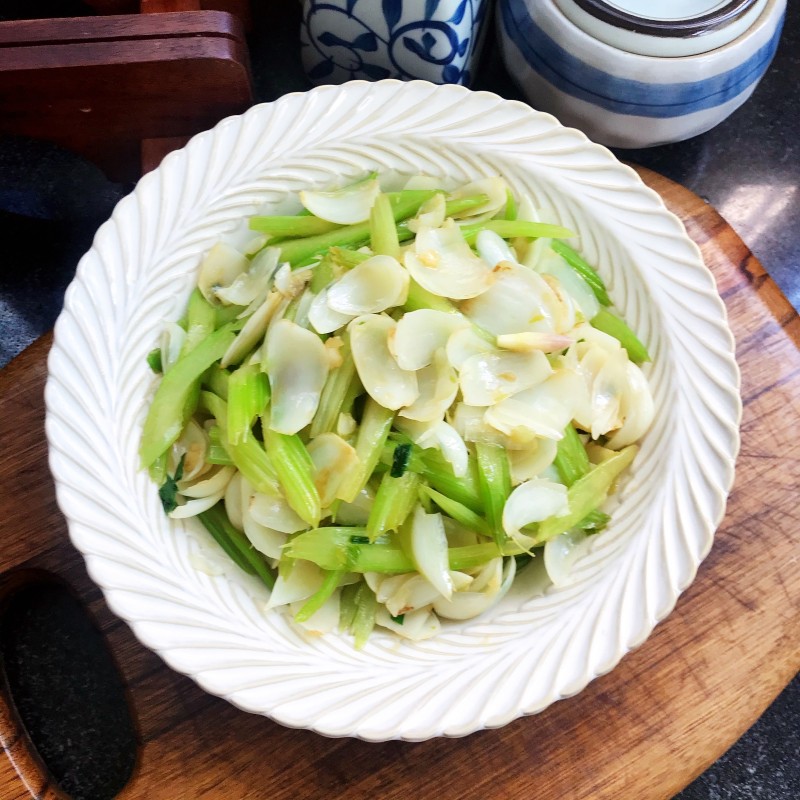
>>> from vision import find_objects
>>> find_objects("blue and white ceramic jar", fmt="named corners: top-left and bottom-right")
top-left (301, 0), bottom-right (491, 86)
top-left (497, 0), bottom-right (786, 148)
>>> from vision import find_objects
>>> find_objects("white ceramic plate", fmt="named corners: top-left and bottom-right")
top-left (45, 81), bottom-right (740, 741)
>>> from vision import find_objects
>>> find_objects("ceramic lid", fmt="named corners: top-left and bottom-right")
top-left (553, 0), bottom-right (768, 56)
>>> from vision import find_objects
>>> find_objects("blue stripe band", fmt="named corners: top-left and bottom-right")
top-left (500, 0), bottom-right (784, 118)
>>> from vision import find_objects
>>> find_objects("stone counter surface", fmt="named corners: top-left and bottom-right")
top-left (0, 1), bottom-right (797, 798)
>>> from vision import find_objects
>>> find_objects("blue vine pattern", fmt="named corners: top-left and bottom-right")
top-left (301, 0), bottom-right (490, 86)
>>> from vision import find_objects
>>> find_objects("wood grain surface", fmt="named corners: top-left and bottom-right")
top-left (0, 168), bottom-right (797, 800)
top-left (0, 11), bottom-right (252, 181)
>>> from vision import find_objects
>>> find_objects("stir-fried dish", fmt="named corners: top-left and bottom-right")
top-left (139, 174), bottom-right (654, 646)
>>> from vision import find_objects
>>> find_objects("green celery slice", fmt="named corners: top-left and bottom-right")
top-left (139, 326), bottom-right (235, 468)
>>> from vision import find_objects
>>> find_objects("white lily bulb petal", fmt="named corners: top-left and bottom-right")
top-left (307, 433), bottom-right (359, 507)
top-left (326, 255), bottom-right (409, 315)
top-left (391, 309), bottom-right (468, 371)
top-left (376, 607), bottom-right (441, 641)
top-left (266, 560), bottom-right (325, 610)
top-left (349, 314), bottom-right (419, 410)
top-left (485, 369), bottom-right (583, 441)
top-left (448, 177), bottom-right (509, 220)
top-left (250, 489), bottom-right (309, 533)
top-left (237, 249), bottom-right (282, 319)
top-left (544, 530), bottom-right (591, 588)
top-left (220, 289), bottom-right (283, 368)
top-left (405, 220), bottom-right (492, 300)
top-left (399, 349), bottom-right (458, 423)
top-left (450, 402), bottom-right (508, 448)
top-left (308, 289), bottom-right (354, 334)
top-left (160, 322), bottom-right (186, 373)
top-left (408, 193), bottom-right (447, 234)
top-left (469, 558), bottom-right (503, 594)
top-left (476, 229), bottom-right (515, 267)
top-left (431, 421), bottom-right (469, 477)
top-left (395, 418), bottom-right (469, 477)
top-left (274, 262), bottom-right (311, 298)
top-left (334, 486), bottom-right (375, 526)
top-left (516, 196), bottom-right (552, 268)
top-left (173, 419), bottom-right (209, 483)
top-left (179, 464), bottom-right (235, 499)
top-left (433, 557), bottom-right (516, 620)
top-left (502, 479), bottom-right (569, 543)
top-left (606, 361), bottom-right (655, 449)
top-left (224, 471), bottom-right (244, 530)
top-left (290, 591), bottom-right (340, 635)
top-left (459, 349), bottom-right (552, 406)
top-left (496, 331), bottom-right (574, 353)
top-left (299, 177), bottom-right (380, 224)
top-left (408, 507), bottom-right (454, 600)
top-left (509, 438), bottom-right (558, 485)
top-left (537, 249), bottom-right (600, 321)
top-left (445, 327), bottom-right (495, 371)
top-left (242, 510), bottom-right (287, 560)
top-left (197, 242), bottom-right (248, 304)
top-left (215, 247), bottom-right (281, 307)
top-left (168, 489), bottom-right (226, 519)
top-left (590, 347), bottom-right (629, 439)
top-left (541, 273), bottom-right (578, 333)
top-left (460, 261), bottom-right (558, 335)
top-left (266, 319), bottom-right (329, 434)
top-left (381, 574), bottom-right (442, 616)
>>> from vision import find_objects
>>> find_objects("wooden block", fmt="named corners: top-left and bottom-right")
top-left (0, 12), bottom-right (252, 180)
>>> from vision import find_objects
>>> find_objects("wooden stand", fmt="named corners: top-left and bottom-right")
top-left (0, 168), bottom-right (797, 799)
top-left (0, 1), bottom-right (253, 181)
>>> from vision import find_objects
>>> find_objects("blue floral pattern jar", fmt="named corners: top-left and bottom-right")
top-left (301, 0), bottom-right (490, 86)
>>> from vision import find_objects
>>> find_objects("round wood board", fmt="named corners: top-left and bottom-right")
top-left (0, 167), bottom-right (797, 800)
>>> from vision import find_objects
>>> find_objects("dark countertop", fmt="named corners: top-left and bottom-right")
top-left (0, 1), bottom-right (797, 798)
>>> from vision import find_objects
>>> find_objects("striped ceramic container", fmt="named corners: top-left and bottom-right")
top-left (496, 0), bottom-right (786, 147)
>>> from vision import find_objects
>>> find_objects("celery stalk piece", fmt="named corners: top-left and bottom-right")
top-left (403, 278), bottom-right (461, 315)
top-left (590, 309), bottom-right (650, 364)
top-left (475, 443), bottom-right (512, 545)
top-left (148, 451), bottom-right (167, 485)
top-left (328, 247), bottom-right (370, 269)
top-left (421, 485), bottom-right (492, 539)
top-left (203, 364), bottom-right (230, 400)
top-left (285, 526), bottom-right (508, 573)
top-left (182, 289), bottom-right (217, 355)
top-left (206, 424), bottom-right (233, 466)
top-left (370, 193), bottom-right (400, 259)
top-left (366, 470), bottom-right (421, 541)
top-left (309, 255), bottom-right (336, 294)
top-left (249, 215), bottom-right (341, 237)
top-left (553, 424), bottom-right (591, 486)
top-left (276, 190), bottom-right (437, 266)
top-left (310, 334), bottom-right (358, 437)
top-left (532, 446), bottom-right (638, 545)
top-left (395, 194), bottom-right (490, 243)
top-left (339, 581), bottom-right (361, 632)
top-left (146, 348), bottom-right (163, 374)
top-left (263, 428), bottom-right (322, 527)
top-left (459, 219), bottom-right (575, 244)
top-left (227, 363), bottom-right (270, 445)
top-left (503, 189), bottom-right (517, 221)
top-left (419, 448), bottom-right (484, 514)
top-left (201, 391), bottom-right (280, 494)
top-left (139, 326), bottom-right (235, 469)
top-left (550, 240), bottom-right (611, 306)
top-left (199, 503), bottom-right (275, 588)
top-left (214, 303), bottom-right (244, 329)
top-left (336, 398), bottom-right (395, 503)
top-left (294, 569), bottom-right (344, 623)
top-left (351, 582), bottom-right (378, 649)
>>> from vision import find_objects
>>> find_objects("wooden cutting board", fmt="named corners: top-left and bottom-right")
top-left (0, 168), bottom-right (797, 800)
